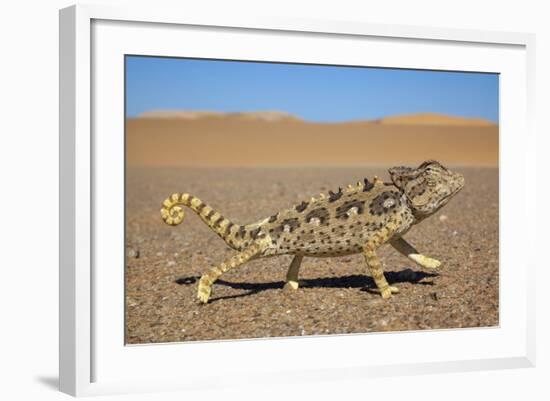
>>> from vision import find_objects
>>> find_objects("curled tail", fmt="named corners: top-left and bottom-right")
top-left (161, 193), bottom-right (249, 250)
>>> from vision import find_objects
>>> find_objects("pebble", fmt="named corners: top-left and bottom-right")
top-left (439, 215), bottom-right (448, 222)
top-left (127, 248), bottom-right (140, 258)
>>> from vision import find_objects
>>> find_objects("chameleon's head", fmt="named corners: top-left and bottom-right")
top-left (388, 160), bottom-right (465, 218)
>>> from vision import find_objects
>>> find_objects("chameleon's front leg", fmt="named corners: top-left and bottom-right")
top-left (284, 254), bottom-right (304, 290)
top-left (363, 223), bottom-right (400, 299)
top-left (197, 241), bottom-right (266, 303)
top-left (390, 237), bottom-right (441, 269)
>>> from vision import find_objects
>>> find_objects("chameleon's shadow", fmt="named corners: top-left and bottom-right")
top-left (175, 269), bottom-right (438, 303)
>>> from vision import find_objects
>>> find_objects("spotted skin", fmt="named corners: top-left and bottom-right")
top-left (161, 160), bottom-right (465, 303)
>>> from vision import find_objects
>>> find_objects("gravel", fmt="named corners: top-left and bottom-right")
top-left (125, 167), bottom-right (499, 344)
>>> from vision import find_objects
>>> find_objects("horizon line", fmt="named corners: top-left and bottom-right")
top-left (126, 110), bottom-right (499, 125)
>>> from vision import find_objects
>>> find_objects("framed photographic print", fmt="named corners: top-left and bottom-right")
top-left (59, 4), bottom-right (536, 397)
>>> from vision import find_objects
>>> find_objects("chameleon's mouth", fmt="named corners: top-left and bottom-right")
top-left (440, 173), bottom-right (465, 204)
top-left (453, 173), bottom-right (466, 194)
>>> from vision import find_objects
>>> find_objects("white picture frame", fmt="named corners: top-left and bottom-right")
top-left (59, 4), bottom-right (536, 397)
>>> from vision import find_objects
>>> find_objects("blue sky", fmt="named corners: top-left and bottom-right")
top-left (125, 56), bottom-right (499, 123)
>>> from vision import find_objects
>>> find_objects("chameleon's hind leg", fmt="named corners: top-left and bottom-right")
top-left (390, 237), bottom-right (441, 269)
top-left (284, 254), bottom-right (304, 290)
top-left (197, 241), bottom-right (265, 304)
top-left (363, 223), bottom-right (400, 299)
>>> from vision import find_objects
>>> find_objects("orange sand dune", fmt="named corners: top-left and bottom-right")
top-left (126, 112), bottom-right (498, 167)
top-left (378, 112), bottom-right (495, 126)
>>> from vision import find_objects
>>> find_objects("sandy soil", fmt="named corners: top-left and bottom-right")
top-left (125, 166), bottom-right (499, 344)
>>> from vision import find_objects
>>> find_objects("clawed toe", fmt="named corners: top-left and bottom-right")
top-left (197, 289), bottom-right (210, 304)
top-left (373, 285), bottom-right (399, 299)
top-left (410, 254), bottom-right (441, 269)
top-left (425, 258), bottom-right (441, 269)
top-left (284, 280), bottom-right (300, 290)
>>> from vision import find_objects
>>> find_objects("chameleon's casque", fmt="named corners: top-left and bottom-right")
top-left (161, 160), bottom-right (464, 303)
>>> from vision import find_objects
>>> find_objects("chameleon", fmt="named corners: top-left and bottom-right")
top-left (160, 160), bottom-right (464, 303)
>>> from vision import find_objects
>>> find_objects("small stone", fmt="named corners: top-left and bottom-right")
top-left (439, 215), bottom-right (448, 222)
top-left (167, 261), bottom-right (176, 267)
top-left (430, 292), bottom-right (438, 301)
top-left (127, 248), bottom-right (140, 258)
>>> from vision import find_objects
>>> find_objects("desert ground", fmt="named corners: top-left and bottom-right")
top-left (125, 112), bottom-right (499, 344)
top-left (125, 166), bottom-right (499, 344)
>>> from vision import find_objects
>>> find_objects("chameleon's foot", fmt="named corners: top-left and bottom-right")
top-left (284, 280), bottom-right (300, 291)
top-left (197, 276), bottom-right (212, 304)
top-left (409, 254), bottom-right (441, 269)
top-left (373, 286), bottom-right (399, 299)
